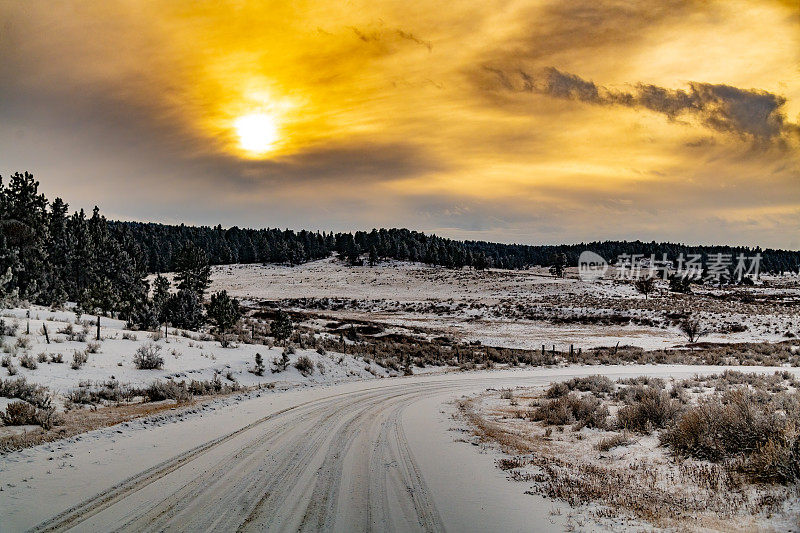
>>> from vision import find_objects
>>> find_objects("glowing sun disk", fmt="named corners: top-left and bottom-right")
top-left (234, 113), bottom-right (280, 154)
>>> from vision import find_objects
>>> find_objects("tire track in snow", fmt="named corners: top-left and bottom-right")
top-left (30, 382), bottom-right (454, 533)
top-left (29, 388), bottom-right (384, 533)
top-left (20, 366), bottom-right (798, 533)
top-left (30, 403), bottom-right (303, 533)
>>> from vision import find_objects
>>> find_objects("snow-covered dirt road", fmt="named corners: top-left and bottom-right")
top-left (3, 365), bottom-right (796, 532)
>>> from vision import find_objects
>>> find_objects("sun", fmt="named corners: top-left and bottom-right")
top-left (234, 113), bottom-right (280, 155)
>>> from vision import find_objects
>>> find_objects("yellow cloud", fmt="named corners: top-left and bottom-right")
top-left (1, 0), bottom-right (798, 247)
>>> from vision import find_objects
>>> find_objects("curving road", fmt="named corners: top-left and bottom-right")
top-left (3, 365), bottom-right (795, 533)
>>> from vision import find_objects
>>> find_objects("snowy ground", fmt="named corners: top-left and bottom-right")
top-left (2, 365), bottom-right (796, 532)
top-left (459, 373), bottom-right (800, 531)
top-left (208, 259), bottom-right (800, 351)
top-left (0, 306), bottom-right (396, 398)
top-left (2, 260), bottom-right (798, 531)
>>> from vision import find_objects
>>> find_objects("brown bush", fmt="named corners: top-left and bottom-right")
top-left (0, 377), bottom-right (52, 408)
top-left (661, 389), bottom-right (797, 479)
top-left (547, 375), bottom-right (615, 399)
top-left (294, 355), bottom-right (314, 376)
top-left (545, 381), bottom-right (569, 398)
top-left (19, 353), bottom-right (37, 369)
top-left (531, 393), bottom-right (608, 429)
top-left (616, 387), bottom-right (681, 433)
top-left (133, 342), bottom-right (164, 370)
top-left (142, 380), bottom-right (192, 403)
top-left (744, 437), bottom-right (800, 484)
top-left (1, 401), bottom-right (37, 425)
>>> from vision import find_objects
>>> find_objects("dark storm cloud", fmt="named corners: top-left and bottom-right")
top-left (484, 67), bottom-right (799, 144)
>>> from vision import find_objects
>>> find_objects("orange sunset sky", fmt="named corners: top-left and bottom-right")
top-left (1, 1), bottom-right (798, 247)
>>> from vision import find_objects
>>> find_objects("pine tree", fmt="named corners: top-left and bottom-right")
top-left (174, 243), bottom-right (211, 298)
top-left (668, 274), bottom-right (692, 294)
top-left (549, 253), bottom-right (567, 278)
top-left (165, 289), bottom-right (204, 330)
top-left (272, 351), bottom-right (290, 373)
top-left (206, 290), bottom-right (241, 347)
top-left (252, 352), bottom-right (265, 376)
top-left (45, 197), bottom-right (70, 307)
top-left (0, 173), bottom-right (51, 301)
top-left (0, 267), bottom-right (17, 307)
top-left (634, 276), bottom-right (656, 299)
top-left (79, 278), bottom-right (117, 340)
top-left (270, 310), bottom-right (293, 346)
top-left (152, 275), bottom-right (171, 323)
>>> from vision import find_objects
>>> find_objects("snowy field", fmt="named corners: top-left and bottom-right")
top-left (1, 260), bottom-right (798, 532)
top-left (209, 259), bottom-right (800, 350)
top-left (0, 306), bottom-right (395, 397)
top-left (0, 302), bottom-right (414, 450)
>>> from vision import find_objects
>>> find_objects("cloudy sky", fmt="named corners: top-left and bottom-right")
top-left (1, 1), bottom-right (798, 248)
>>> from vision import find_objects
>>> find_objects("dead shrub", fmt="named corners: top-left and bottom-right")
top-left (1, 401), bottom-right (37, 425)
top-left (531, 393), bottom-right (608, 429)
top-left (744, 436), bottom-right (800, 484)
top-left (619, 376), bottom-right (665, 389)
top-left (545, 381), bottom-right (569, 398)
top-left (563, 375), bottom-right (615, 396)
top-left (15, 336), bottom-right (32, 350)
top-left (71, 349), bottom-right (88, 369)
top-left (0, 377), bottom-right (52, 408)
top-left (186, 375), bottom-right (242, 396)
top-left (595, 432), bottom-right (633, 451)
top-left (0, 319), bottom-right (16, 337)
top-left (143, 380), bottom-right (192, 403)
top-left (661, 388), bottom-right (799, 484)
top-left (34, 406), bottom-right (59, 430)
top-left (294, 355), bottom-right (314, 376)
top-left (19, 353), bottom-right (37, 369)
top-left (616, 387), bottom-right (681, 433)
top-left (66, 380), bottom-right (134, 406)
top-left (614, 381), bottom-right (668, 405)
top-left (133, 342), bottom-right (164, 370)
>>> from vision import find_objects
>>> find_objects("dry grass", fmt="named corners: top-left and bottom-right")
top-left (456, 397), bottom-right (534, 454)
top-left (595, 432), bottom-right (633, 452)
top-left (456, 374), bottom-right (800, 530)
top-left (0, 400), bottom-right (189, 452)
top-left (0, 384), bottom-right (254, 453)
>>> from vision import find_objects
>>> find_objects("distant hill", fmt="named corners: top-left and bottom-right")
top-left (112, 221), bottom-right (800, 275)
top-left (2, 170), bottom-right (797, 316)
